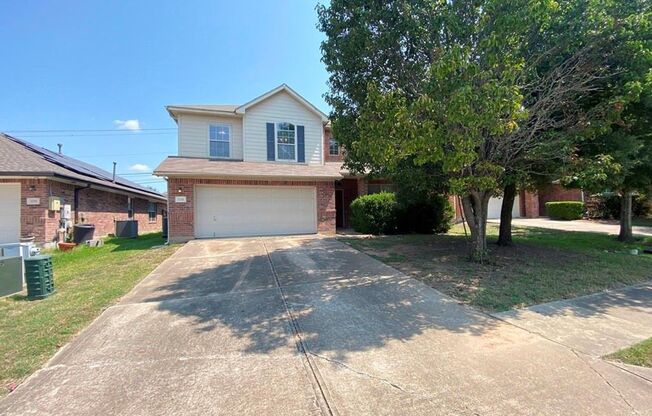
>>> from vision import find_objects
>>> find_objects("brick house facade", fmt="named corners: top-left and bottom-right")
top-left (537, 184), bottom-right (584, 216)
top-left (166, 177), bottom-right (335, 242)
top-left (0, 178), bottom-right (165, 245)
top-left (0, 133), bottom-right (167, 246)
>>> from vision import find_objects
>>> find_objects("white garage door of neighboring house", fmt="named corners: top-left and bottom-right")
top-left (0, 183), bottom-right (21, 244)
top-left (487, 195), bottom-right (521, 219)
top-left (195, 186), bottom-right (317, 238)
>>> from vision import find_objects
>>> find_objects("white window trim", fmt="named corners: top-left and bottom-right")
top-left (208, 123), bottom-right (232, 159)
top-left (275, 122), bottom-right (298, 162)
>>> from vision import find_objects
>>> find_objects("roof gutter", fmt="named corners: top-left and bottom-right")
top-left (153, 172), bottom-right (343, 181)
top-left (166, 106), bottom-right (241, 120)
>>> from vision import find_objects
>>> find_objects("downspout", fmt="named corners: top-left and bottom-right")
top-left (165, 177), bottom-right (170, 245)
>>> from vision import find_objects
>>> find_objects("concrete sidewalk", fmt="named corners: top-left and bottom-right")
top-left (492, 282), bottom-right (652, 357)
top-left (489, 217), bottom-right (652, 237)
top-left (1, 236), bottom-right (650, 415)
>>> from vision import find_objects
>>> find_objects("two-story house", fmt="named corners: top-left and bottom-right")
top-left (154, 84), bottom-right (366, 242)
top-left (155, 84), bottom-right (579, 242)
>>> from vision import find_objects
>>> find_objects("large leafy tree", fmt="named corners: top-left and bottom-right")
top-left (319, 0), bottom-right (600, 260)
top-left (495, 0), bottom-right (613, 246)
top-left (563, 0), bottom-right (652, 242)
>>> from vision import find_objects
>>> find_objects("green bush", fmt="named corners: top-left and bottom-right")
top-left (587, 192), bottom-right (650, 219)
top-left (350, 192), bottom-right (399, 234)
top-left (350, 192), bottom-right (454, 235)
top-left (396, 195), bottom-right (454, 234)
top-left (546, 201), bottom-right (585, 220)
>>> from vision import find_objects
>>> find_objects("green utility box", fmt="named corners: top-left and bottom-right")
top-left (25, 255), bottom-right (55, 300)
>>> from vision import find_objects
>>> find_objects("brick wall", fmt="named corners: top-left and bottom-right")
top-left (448, 195), bottom-right (464, 221)
top-left (76, 188), bottom-right (164, 237)
top-left (538, 184), bottom-right (583, 216)
top-left (316, 181), bottom-right (336, 232)
top-left (356, 178), bottom-right (368, 196)
top-left (521, 190), bottom-right (540, 218)
top-left (132, 198), bottom-right (165, 234)
top-left (0, 178), bottom-right (74, 244)
top-left (167, 177), bottom-right (336, 242)
top-left (0, 178), bottom-right (163, 244)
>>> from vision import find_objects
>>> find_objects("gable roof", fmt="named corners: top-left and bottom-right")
top-left (235, 84), bottom-right (329, 121)
top-left (166, 84), bottom-right (329, 123)
top-left (0, 133), bottom-right (166, 201)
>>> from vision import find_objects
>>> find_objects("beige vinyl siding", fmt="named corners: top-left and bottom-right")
top-left (178, 114), bottom-right (243, 159)
top-left (243, 91), bottom-right (323, 165)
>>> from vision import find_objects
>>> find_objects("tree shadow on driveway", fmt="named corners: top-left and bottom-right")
top-left (136, 237), bottom-right (504, 362)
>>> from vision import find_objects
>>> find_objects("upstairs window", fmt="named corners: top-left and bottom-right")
top-left (148, 202), bottom-right (157, 223)
top-left (329, 138), bottom-right (340, 156)
top-left (276, 122), bottom-right (296, 161)
top-left (209, 124), bottom-right (231, 158)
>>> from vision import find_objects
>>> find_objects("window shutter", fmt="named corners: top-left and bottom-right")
top-left (266, 123), bottom-right (275, 161)
top-left (297, 125), bottom-right (305, 163)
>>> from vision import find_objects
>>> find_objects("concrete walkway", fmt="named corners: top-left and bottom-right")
top-left (1, 236), bottom-right (651, 415)
top-left (489, 217), bottom-right (652, 237)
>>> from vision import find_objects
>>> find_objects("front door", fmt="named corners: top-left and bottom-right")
top-left (335, 189), bottom-right (344, 228)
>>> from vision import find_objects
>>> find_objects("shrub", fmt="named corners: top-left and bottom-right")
top-left (396, 195), bottom-right (454, 234)
top-left (586, 192), bottom-right (651, 219)
top-left (350, 192), bottom-right (399, 234)
top-left (546, 201), bottom-right (585, 220)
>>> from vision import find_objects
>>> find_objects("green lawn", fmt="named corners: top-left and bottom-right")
top-left (340, 224), bottom-right (652, 312)
top-left (0, 233), bottom-right (179, 397)
top-left (607, 338), bottom-right (652, 368)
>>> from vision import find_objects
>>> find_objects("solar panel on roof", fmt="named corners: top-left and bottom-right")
top-left (4, 135), bottom-right (162, 197)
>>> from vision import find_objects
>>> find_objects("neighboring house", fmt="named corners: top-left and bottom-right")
top-left (451, 184), bottom-right (584, 221)
top-left (0, 133), bottom-right (167, 246)
top-left (155, 84), bottom-right (583, 242)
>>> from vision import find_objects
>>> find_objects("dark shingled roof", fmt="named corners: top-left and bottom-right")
top-left (0, 133), bottom-right (166, 201)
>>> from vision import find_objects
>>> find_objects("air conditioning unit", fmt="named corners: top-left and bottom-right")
top-left (0, 256), bottom-right (23, 298)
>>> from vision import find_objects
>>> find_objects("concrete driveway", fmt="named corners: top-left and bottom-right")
top-left (489, 217), bottom-right (652, 237)
top-left (1, 236), bottom-right (650, 415)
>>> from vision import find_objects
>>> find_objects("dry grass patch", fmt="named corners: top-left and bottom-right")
top-left (341, 224), bottom-right (651, 312)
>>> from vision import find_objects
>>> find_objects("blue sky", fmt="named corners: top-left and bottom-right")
top-left (0, 1), bottom-right (329, 192)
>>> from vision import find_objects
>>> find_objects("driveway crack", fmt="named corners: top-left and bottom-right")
top-left (492, 312), bottom-right (642, 413)
top-left (307, 352), bottom-right (476, 415)
top-left (263, 242), bottom-right (336, 416)
top-left (570, 350), bottom-right (639, 415)
top-left (307, 352), bottom-right (409, 393)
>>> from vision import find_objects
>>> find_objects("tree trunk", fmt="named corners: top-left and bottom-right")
top-left (618, 190), bottom-right (634, 242)
top-left (497, 183), bottom-right (517, 246)
top-left (461, 191), bottom-right (491, 262)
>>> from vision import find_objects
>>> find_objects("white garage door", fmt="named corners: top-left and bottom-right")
top-left (488, 195), bottom-right (521, 219)
top-left (0, 183), bottom-right (21, 244)
top-left (195, 186), bottom-right (317, 238)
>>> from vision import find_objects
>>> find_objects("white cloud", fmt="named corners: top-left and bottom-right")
top-left (129, 163), bottom-right (150, 172)
top-left (114, 119), bottom-right (141, 131)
